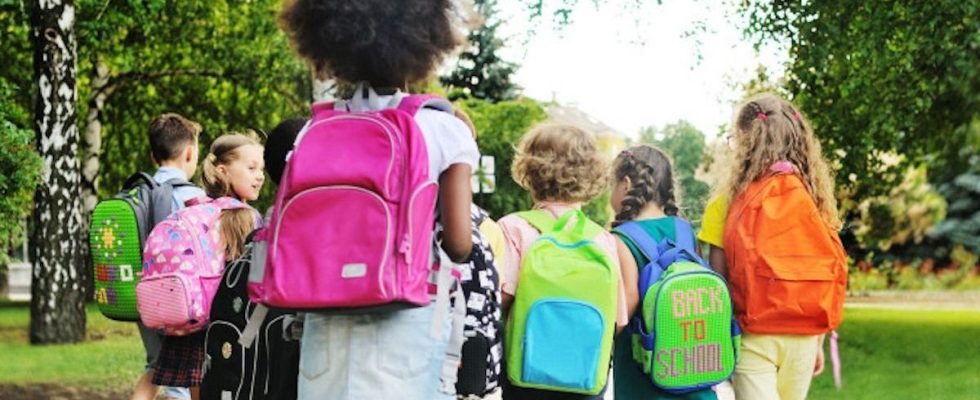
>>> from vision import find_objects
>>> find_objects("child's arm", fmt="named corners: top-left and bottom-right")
top-left (814, 333), bottom-right (827, 376)
top-left (616, 236), bottom-right (640, 323)
top-left (708, 244), bottom-right (728, 279)
top-left (438, 164), bottom-right (474, 262)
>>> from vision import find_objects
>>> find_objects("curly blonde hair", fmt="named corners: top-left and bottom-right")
top-left (512, 123), bottom-right (609, 203)
top-left (723, 93), bottom-right (841, 229)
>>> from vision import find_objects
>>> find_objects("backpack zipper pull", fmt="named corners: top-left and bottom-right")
top-left (400, 234), bottom-right (411, 264)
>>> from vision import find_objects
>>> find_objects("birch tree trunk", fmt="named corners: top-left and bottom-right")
top-left (80, 58), bottom-right (111, 216)
top-left (30, 0), bottom-right (86, 344)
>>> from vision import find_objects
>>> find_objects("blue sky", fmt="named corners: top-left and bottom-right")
top-left (493, 1), bottom-right (787, 139)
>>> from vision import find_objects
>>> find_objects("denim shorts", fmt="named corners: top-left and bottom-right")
top-left (298, 303), bottom-right (453, 400)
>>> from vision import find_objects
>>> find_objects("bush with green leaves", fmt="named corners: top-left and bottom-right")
top-left (931, 152), bottom-right (980, 253)
top-left (456, 97), bottom-right (546, 219)
top-left (0, 80), bottom-right (42, 263)
top-left (853, 165), bottom-right (947, 251)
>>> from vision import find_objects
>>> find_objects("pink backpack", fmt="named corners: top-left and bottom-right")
top-left (248, 93), bottom-right (450, 311)
top-left (137, 197), bottom-right (254, 335)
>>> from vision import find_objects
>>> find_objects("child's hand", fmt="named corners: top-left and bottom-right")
top-left (813, 342), bottom-right (826, 376)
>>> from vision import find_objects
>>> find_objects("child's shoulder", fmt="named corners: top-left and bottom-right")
top-left (414, 106), bottom-right (470, 136)
top-left (497, 212), bottom-right (531, 231)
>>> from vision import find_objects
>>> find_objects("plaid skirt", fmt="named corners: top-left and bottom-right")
top-left (152, 331), bottom-right (206, 387)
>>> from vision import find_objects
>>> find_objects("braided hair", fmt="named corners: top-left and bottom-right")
top-left (612, 145), bottom-right (680, 227)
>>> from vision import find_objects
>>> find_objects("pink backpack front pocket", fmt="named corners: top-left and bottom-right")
top-left (137, 273), bottom-right (194, 333)
top-left (267, 185), bottom-right (395, 309)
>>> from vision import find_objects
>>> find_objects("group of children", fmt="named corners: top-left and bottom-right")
top-left (122, 1), bottom-right (845, 400)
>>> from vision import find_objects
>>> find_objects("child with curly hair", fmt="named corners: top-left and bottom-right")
top-left (277, 1), bottom-right (479, 399)
top-left (497, 123), bottom-right (629, 400)
top-left (721, 93), bottom-right (846, 400)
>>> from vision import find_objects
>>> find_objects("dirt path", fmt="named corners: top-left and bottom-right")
top-left (846, 291), bottom-right (980, 311)
top-left (0, 384), bottom-right (131, 400)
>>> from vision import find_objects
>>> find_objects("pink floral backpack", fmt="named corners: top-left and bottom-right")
top-left (137, 196), bottom-right (257, 335)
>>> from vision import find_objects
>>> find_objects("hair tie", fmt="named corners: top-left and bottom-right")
top-left (621, 150), bottom-right (634, 158)
top-left (793, 111), bottom-right (802, 120)
top-left (756, 112), bottom-right (768, 121)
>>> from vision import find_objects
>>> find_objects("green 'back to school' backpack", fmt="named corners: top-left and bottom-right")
top-left (614, 218), bottom-right (740, 394)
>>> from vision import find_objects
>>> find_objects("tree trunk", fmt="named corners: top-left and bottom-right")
top-left (30, 0), bottom-right (86, 344)
top-left (78, 57), bottom-right (113, 301)
top-left (80, 57), bottom-right (111, 216)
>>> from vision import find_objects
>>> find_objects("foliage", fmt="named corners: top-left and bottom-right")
top-left (0, 0), bottom-right (309, 208)
top-left (0, 80), bottom-right (42, 264)
top-left (847, 268), bottom-right (889, 294)
top-left (522, 0), bottom-right (649, 26)
top-left (456, 97), bottom-right (546, 219)
top-left (852, 166), bottom-right (947, 251)
top-left (638, 121), bottom-right (711, 227)
top-left (582, 189), bottom-right (611, 227)
top-left (739, 1), bottom-right (980, 200)
top-left (931, 135), bottom-right (980, 253)
top-left (442, 0), bottom-right (519, 102)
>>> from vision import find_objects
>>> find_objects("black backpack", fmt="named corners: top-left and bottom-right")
top-left (201, 238), bottom-right (300, 400)
top-left (437, 205), bottom-right (503, 397)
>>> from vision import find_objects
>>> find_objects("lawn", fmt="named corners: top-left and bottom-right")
top-left (0, 302), bottom-right (144, 391)
top-left (0, 303), bottom-right (977, 399)
top-left (807, 307), bottom-right (980, 399)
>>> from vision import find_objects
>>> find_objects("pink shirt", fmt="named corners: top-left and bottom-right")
top-left (498, 202), bottom-right (629, 328)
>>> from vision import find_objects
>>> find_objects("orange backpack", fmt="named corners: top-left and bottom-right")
top-left (723, 172), bottom-right (847, 335)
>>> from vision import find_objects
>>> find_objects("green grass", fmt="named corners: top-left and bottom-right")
top-left (808, 308), bottom-right (980, 399)
top-left (0, 302), bottom-right (144, 390)
top-left (0, 303), bottom-right (977, 398)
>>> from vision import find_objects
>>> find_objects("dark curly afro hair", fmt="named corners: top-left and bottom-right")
top-left (279, 0), bottom-right (464, 87)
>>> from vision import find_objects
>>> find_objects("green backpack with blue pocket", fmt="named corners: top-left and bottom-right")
top-left (505, 209), bottom-right (618, 395)
top-left (614, 218), bottom-right (740, 394)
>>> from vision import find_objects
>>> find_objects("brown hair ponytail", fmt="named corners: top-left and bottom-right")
top-left (612, 145), bottom-right (680, 227)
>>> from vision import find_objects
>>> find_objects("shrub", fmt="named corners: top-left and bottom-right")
top-left (0, 80), bottom-right (42, 264)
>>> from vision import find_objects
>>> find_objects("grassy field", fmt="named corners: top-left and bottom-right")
top-left (0, 302), bottom-right (144, 391)
top-left (807, 307), bottom-right (980, 399)
top-left (0, 303), bottom-right (978, 399)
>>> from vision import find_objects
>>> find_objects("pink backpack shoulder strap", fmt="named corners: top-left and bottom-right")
top-left (311, 101), bottom-right (339, 120)
top-left (210, 197), bottom-right (249, 211)
top-left (396, 94), bottom-right (453, 116)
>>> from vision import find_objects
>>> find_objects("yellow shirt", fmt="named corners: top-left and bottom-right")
top-left (478, 218), bottom-right (508, 287)
top-left (698, 195), bottom-right (729, 248)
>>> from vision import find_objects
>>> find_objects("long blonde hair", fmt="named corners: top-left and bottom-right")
top-left (202, 133), bottom-right (262, 260)
top-left (723, 93), bottom-right (841, 229)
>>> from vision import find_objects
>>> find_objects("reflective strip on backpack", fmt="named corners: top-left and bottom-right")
top-left (238, 304), bottom-right (268, 349)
